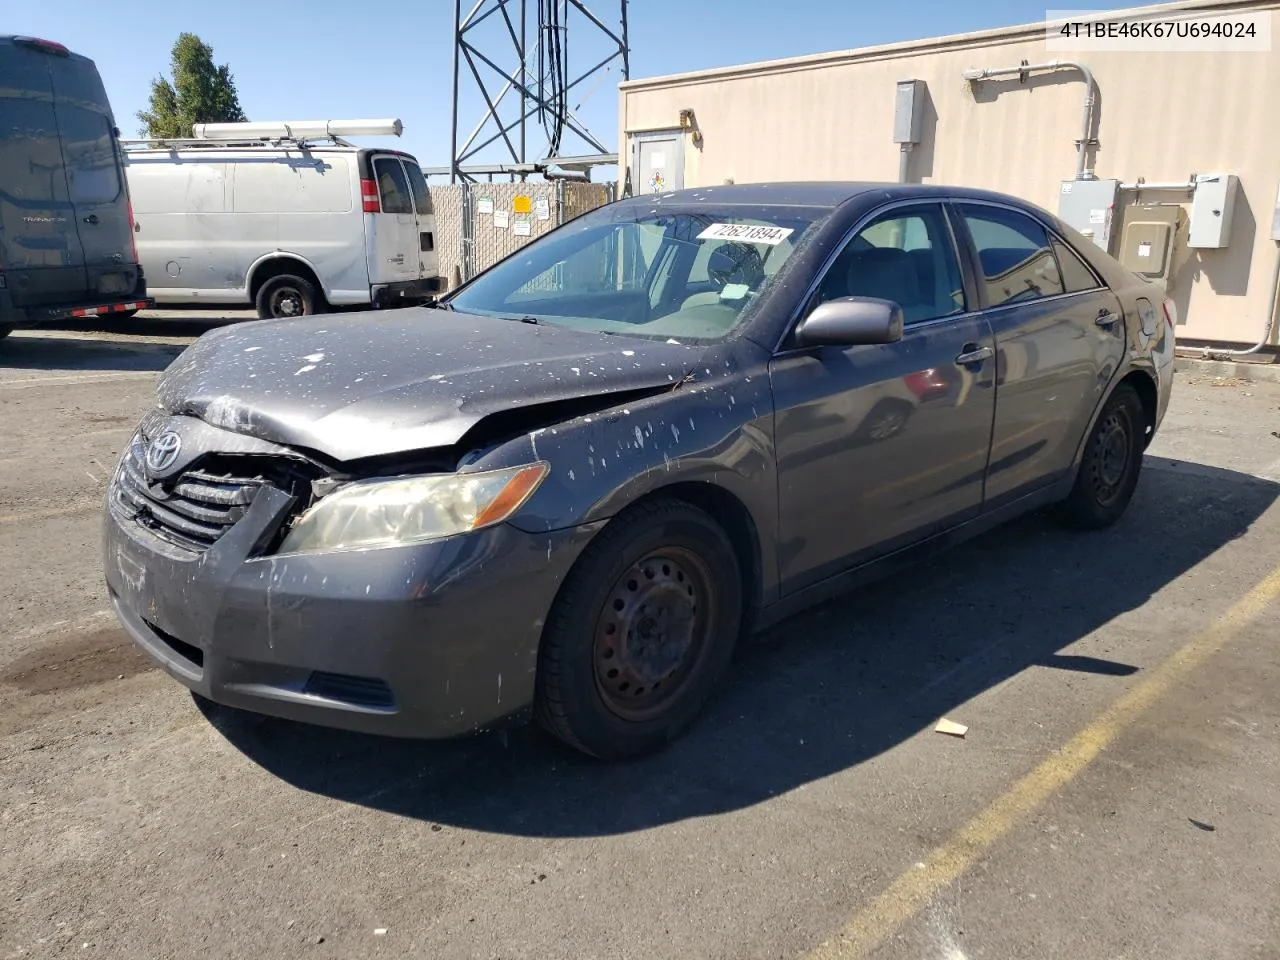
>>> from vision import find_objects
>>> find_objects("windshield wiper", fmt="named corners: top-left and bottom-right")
top-left (505, 315), bottom-right (541, 325)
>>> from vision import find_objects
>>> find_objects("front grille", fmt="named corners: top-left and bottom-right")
top-left (114, 441), bottom-right (267, 553)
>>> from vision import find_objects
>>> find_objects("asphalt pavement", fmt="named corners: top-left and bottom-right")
top-left (3, 312), bottom-right (1280, 960)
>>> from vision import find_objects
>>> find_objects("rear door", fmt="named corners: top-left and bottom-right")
top-left (401, 158), bottom-right (439, 281)
top-left (0, 40), bottom-right (87, 308)
top-left (48, 50), bottom-right (138, 299)
top-left (367, 153), bottom-right (417, 284)
top-left (953, 201), bottom-right (1126, 506)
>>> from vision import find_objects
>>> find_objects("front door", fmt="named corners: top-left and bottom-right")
top-left (952, 202), bottom-right (1127, 507)
top-left (629, 131), bottom-right (683, 197)
top-left (769, 202), bottom-right (997, 594)
top-left (368, 154), bottom-right (418, 285)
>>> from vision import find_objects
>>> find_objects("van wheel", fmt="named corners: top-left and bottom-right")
top-left (535, 499), bottom-right (743, 761)
top-left (256, 275), bottom-right (325, 320)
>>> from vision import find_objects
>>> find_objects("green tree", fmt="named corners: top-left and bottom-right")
top-left (137, 33), bottom-right (247, 138)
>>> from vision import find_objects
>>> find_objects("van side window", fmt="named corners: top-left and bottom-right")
top-left (374, 158), bottom-right (412, 214)
top-left (958, 204), bottom-right (1065, 306)
top-left (61, 107), bottom-right (121, 204)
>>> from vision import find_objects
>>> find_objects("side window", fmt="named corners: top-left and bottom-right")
top-left (959, 205), bottom-right (1065, 306)
top-left (373, 157), bottom-right (412, 214)
top-left (814, 204), bottom-right (965, 324)
top-left (1052, 237), bottom-right (1101, 293)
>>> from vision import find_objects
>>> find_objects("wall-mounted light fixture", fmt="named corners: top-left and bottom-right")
top-left (679, 108), bottom-right (703, 147)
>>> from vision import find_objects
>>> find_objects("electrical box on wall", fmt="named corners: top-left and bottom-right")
top-left (1188, 173), bottom-right (1239, 248)
top-left (1117, 204), bottom-right (1183, 279)
top-left (1058, 179), bottom-right (1120, 250)
top-left (893, 80), bottom-right (926, 144)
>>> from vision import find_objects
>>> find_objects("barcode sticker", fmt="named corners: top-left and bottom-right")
top-left (696, 223), bottom-right (795, 245)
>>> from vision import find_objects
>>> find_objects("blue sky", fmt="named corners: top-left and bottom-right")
top-left (12, 0), bottom-right (1130, 175)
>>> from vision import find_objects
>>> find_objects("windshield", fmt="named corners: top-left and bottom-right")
top-left (446, 203), bottom-right (831, 343)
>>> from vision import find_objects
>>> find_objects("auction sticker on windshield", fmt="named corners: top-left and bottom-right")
top-left (696, 223), bottom-right (795, 245)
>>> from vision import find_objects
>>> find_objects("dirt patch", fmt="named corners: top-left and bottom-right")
top-left (0, 625), bottom-right (153, 695)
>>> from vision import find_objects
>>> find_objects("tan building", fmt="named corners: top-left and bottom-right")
top-left (618, 0), bottom-right (1280, 351)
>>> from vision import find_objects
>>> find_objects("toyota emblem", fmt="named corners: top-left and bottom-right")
top-left (145, 431), bottom-right (183, 474)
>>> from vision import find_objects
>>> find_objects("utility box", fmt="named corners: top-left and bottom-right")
top-left (1058, 179), bottom-right (1120, 251)
top-left (1188, 173), bottom-right (1239, 248)
top-left (893, 80), bottom-right (926, 144)
top-left (1117, 204), bottom-right (1182, 279)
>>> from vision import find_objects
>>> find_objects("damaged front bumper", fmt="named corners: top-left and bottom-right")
top-left (103, 445), bottom-right (599, 739)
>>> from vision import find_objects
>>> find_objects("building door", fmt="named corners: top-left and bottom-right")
top-left (629, 131), bottom-right (683, 196)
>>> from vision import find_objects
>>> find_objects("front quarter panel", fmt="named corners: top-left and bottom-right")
top-left (469, 338), bottom-right (781, 606)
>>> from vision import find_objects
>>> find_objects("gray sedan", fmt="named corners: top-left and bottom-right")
top-left (103, 182), bottom-right (1176, 760)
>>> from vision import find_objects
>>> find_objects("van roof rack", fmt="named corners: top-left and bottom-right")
top-left (119, 135), bottom-right (359, 150)
top-left (119, 118), bottom-right (403, 152)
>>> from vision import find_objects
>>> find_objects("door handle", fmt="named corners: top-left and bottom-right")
top-left (954, 344), bottom-right (993, 366)
top-left (386, 254), bottom-right (405, 264)
top-left (1095, 310), bottom-right (1120, 328)
top-left (82, 214), bottom-right (99, 225)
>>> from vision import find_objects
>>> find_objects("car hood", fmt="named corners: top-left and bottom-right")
top-left (157, 308), bottom-right (701, 462)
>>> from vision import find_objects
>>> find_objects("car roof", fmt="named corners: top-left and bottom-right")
top-left (619, 181), bottom-right (1045, 212)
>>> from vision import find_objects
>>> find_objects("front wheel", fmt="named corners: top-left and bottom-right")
top-left (1056, 383), bottom-right (1146, 529)
top-left (255, 274), bottom-right (326, 320)
top-left (535, 499), bottom-right (744, 760)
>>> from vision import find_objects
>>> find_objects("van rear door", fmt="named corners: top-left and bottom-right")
top-left (366, 153), bottom-right (418, 285)
top-left (402, 159), bottom-right (439, 282)
top-left (48, 51), bottom-right (139, 299)
top-left (0, 39), bottom-right (87, 308)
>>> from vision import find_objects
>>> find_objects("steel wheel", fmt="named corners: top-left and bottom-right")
top-left (592, 546), bottom-right (716, 722)
top-left (267, 285), bottom-right (304, 318)
top-left (1089, 406), bottom-right (1133, 507)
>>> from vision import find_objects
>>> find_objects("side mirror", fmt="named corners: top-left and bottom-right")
top-left (793, 297), bottom-right (905, 348)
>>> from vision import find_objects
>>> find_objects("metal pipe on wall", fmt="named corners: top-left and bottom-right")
top-left (898, 144), bottom-right (912, 184)
top-left (1184, 244), bottom-right (1280, 359)
top-left (961, 60), bottom-right (1097, 180)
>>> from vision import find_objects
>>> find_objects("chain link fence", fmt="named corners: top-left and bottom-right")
top-left (428, 180), bottom-right (616, 290)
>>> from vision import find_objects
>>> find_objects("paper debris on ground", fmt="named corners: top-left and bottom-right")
top-left (935, 718), bottom-right (968, 738)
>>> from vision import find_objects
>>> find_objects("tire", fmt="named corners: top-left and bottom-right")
top-left (1057, 383), bottom-right (1146, 529)
top-left (535, 499), bottom-right (744, 760)
top-left (255, 274), bottom-right (326, 320)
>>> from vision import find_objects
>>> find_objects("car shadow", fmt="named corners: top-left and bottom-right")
top-left (0, 312), bottom-right (242, 373)
top-left (203, 455), bottom-right (1278, 837)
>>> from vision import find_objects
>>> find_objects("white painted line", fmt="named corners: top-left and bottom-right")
top-left (0, 371), bottom-right (159, 389)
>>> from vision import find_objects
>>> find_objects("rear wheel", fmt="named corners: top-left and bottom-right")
top-left (1057, 383), bottom-right (1145, 529)
top-left (535, 499), bottom-right (743, 760)
top-left (255, 274), bottom-right (325, 320)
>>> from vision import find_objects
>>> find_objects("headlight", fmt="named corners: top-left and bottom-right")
top-left (277, 462), bottom-right (549, 555)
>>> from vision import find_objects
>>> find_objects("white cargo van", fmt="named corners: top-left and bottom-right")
top-left (121, 120), bottom-right (440, 319)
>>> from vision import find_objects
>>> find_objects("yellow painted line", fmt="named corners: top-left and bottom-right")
top-left (807, 563), bottom-right (1280, 960)
top-left (0, 501), bottom-right (99, 525)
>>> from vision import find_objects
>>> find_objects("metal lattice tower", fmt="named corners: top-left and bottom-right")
top-left (449, 0), bottom-right (630, 182)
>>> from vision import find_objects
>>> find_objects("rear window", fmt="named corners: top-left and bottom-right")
top-left (403, 161), bottom-right (433, 216)
top-left (373, 157), bottom-right (412, 214)
top-left (60, 105), bottom-right (121, 203)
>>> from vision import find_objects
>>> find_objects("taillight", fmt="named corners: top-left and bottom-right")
top-left (126, 196), bottom-right (139, 263)
top-left (360, 179), bottom-right (381, 213)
